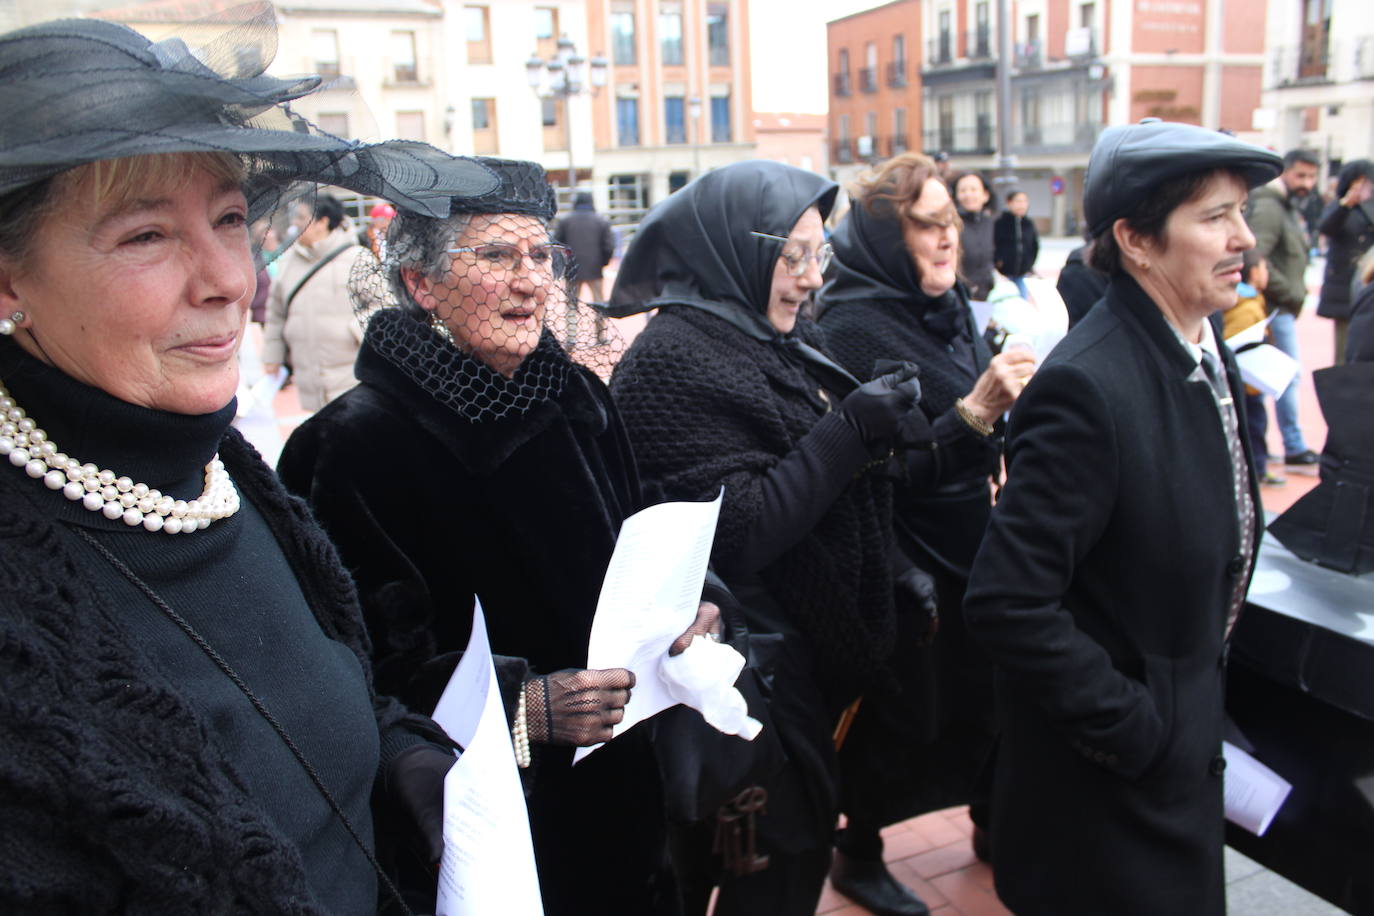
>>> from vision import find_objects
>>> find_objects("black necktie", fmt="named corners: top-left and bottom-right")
top-left (1200, 350), bottom-right (1255, 638)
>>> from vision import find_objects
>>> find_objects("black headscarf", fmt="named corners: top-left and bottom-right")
top-left (819, 194), bottom-right (969, 344)
top-left (608, 161), bottom-right (853, 389)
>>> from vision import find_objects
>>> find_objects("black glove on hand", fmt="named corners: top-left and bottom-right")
top-left (525, 668), bottom-right (635, 747)
top-left (388, 744), bottom-right (458, 866)
top-left (895, 566), bottom-right (940, 647)
top-left (839, 362), bottom-right (922, 447)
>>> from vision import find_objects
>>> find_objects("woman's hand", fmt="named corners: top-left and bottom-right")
top-left (669, 601), bottom-right (723, 656)
top-left (525, 668), bottom-right (635, 747)
top-left (962, 348), bottom-right (1037, 423)
top-left (1341, 176), bottom-right (1368, 208)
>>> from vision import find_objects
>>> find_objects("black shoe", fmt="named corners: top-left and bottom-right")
top-left (829, 849), bottom-right (930, 916)
top-left (1285, 450), bottom-right (1319, 466)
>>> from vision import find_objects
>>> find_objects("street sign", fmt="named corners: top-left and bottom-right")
top-left (1050, 176), bottom-right (1065, 195)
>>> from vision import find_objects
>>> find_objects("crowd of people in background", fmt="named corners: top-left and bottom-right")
top-left (4, 9), bottom-right (1374, 916)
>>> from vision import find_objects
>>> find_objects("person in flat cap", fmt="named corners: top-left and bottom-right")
top-left (0, 7), bottom-right (497, 913)
top-left (963, 120), bottom-right (1281, 915)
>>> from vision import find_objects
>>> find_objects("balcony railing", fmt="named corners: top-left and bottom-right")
top-left (858, 66), bottom-right (878, 93)
top-left (966, 27), bottom-right (992, 59)
top-left (921, 125), bottom-right (997, 155)
top-left (1014, 40), bottom-right (1043, 69)
top-left (887, 60), bottom-right (908, 87)
top-left (1013, 120), bottom-right (1100, 152)
top-left (1268, 42), bottom-right (1333, 85)
top-left (927, 35), bottom-right (953, 66)
top-left (834, 138), bottom-right (854, 164)
top-left (833, 72), bottom-right (852, 96)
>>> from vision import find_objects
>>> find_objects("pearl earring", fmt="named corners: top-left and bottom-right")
top-left (0, 310), bottom-right (23, 336)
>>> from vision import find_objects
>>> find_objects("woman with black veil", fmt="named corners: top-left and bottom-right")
top-left (815, 152), bottom-right (1035, 912)
top-left (607, 160), bottom-right (933, 915)
top-left (278, 157), bottom-right (720, 915)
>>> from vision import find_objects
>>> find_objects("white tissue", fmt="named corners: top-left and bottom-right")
top-left (658, 636), bottom-right (763, 740)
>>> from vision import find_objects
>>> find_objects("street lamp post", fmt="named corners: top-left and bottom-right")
top-left (526, 37), bottom-right (608, 193)
top-left (689, 95), bottom-right (703, 179)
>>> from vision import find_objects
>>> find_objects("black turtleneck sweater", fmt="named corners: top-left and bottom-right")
top-left (0, 338), bottom-right (378, 914)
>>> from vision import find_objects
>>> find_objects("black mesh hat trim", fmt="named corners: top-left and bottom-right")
top-left (452, 158), bottom-right (559, 222)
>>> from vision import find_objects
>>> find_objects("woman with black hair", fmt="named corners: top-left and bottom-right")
top-left (1317, 158), bottom-right (1374, 363)
top-left (608, 160), bottom-right (927, 915)
top-left (952, 171), bottom-right (996, 300)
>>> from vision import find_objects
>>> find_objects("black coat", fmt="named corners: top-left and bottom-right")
top-left (1317, 199), bottom-right (1374, 319)
top-left (963, 273), bottom-right (1263, 915)
top-left (0, 421), bottom-right (437, 914)
top-left (957, 208), bottom-right (996, 300)
top-left (1348, 280), bottom-right (1374, 362)
top-left (1057, 244), bottom-right (1109, 328)
top-left (818, 196), bottom-right (1001, 825)
top-left (554, 204), bottom-right (617, 282)
top-left (993, 211), bottom-right (1039, 278)
top-left (278, 331), bottom-right (675, 916)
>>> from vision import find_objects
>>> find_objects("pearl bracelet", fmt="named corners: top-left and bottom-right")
top-left (512, 686), bottom-right (532, 769)
top-left (955, 397), bottom-right (995, 438)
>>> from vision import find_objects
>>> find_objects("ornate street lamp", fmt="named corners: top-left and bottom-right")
top-left (526, 36), bottom-right (608, 189)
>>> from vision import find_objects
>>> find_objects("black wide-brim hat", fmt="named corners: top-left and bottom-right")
top-left (1083, 119), bottom-right (1283, 238)
top-left (0, 5), bottom-right (497, 218)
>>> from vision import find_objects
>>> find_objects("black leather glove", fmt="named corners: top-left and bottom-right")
top-left (388, 744), bottom-right (458, 866)
top-left (525, 668), bottom-right (635, 747)
top-left (895, 566), bottom-right (940, 647)
top-left (839, 362), bottom-right (922, 446)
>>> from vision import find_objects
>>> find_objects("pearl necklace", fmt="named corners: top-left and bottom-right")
top-left (0, 382), bottom-right (240, 534)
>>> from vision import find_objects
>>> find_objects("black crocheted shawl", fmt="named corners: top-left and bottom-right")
top-left (611, 307), bottom-right (897, 687)
top-left (0, 426), bottom-right (431, 913)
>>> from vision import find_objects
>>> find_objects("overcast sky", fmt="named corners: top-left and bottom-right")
top-left (748, 0), bottom-right (888, 114)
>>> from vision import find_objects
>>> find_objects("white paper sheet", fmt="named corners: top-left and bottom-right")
top-left (1224, 313), bottom-right (1275, 351)
top-left (431, 603), bottom-right (543, 916)
top-left (1222, 740), bottom-right (1293, 837)
top-left (1235, 343), bottom-right (1300, 400)
top-left (573, 490), bottom-right (724, 764)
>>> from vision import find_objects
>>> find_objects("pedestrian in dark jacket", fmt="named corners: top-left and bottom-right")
top-left (554, 191), bottom-right (617, 303)
top-left (1056, 237), bottom-right (1109, 327)
top-left (964, 120), bottom-right (1278, 916)
top-left (1348, 252), bottom-right (1374, 363)
top-left (608, 160), bottom-right (928, 916)
top-left (993, 189), bottom-right (1038, 298)
top-left (953, 171), bottom-right (996, 300)
top-left (1317, 158), bottom-right (1374, 363)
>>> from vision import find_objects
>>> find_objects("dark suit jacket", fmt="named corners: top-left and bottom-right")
top-left (963, 273), bottom-right (1263, 915)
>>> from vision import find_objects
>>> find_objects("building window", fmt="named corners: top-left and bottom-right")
top-left (835, 48), bottom-right (851, 95)
top-left (665, 96), bottom-right (687, 143)
top-left (542, 97), bottom-right (559, 128)
top-left (616, 97), bottom-right (640, 146)
top-left (534, 6), bottom-right (559, 57)
top-left (391, 30), bottom-right (417, 83)
top-left (893, 107), bottom-right (908, 154)
top-left (669, 170), bottom-right (690, 192)
top-left (660, 4), bottom-right (684, 66)
top-left (611, 8), bottom-right (637, 65)
top-left (707, 2), bottom-right (729, 67)
top-left (466, 6), bottom-right (492, 65)
top-left (938, 10), bottom-right (952, 62)
top-left (311, 29), bottom-right (340, 80)
top-left (542, 97), bottom-right (566, 151)
top-left (710, 95), bottom-right (731, 142)
top-left (396, 110), bottom-right (425, 140)
top-left (471, 98), bottom-right (498, 154)
top-left (860, 41), bottom-right (877, 91)
top-left (974, 2), bottom-right (991, 57)
top-left (976, 91), bottom-right (994, 150)
top-left (318, 111), bottom-right (349, 137)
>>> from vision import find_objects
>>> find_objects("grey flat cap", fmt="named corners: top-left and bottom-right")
top-left (1084, 120), bottom-right (1282, 237)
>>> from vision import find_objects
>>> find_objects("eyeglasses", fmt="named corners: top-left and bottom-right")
top-left (750, 231), bottom-right (834, 277)
top-left (446, 241), bottom-right (573, 276)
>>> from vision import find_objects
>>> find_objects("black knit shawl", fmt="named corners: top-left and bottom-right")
top-left (0, 425), bottom-right (433, 913)
top-left (611, 307), bottom-right (896, 687)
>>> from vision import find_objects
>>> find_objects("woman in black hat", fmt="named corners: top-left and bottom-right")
top-left (963, 121), bottom-right (1281, 915)
top-left (0, 9), bottom-right (496, 913)
top-left (608, 160), bottom-right (928, 915)
top-left (278, 156), bottom-right (719, 915)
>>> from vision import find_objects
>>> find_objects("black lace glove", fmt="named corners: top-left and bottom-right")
top-left (525, 668), bottom-right (635, 747)
top-left (839, 362), bottom-right (922, 448)
top-left (387, 744), bottom-right (458, 866)
top-left (895, 566), bottom-right (940, 647)
top-left (669, 601), bottom-right (723, 655)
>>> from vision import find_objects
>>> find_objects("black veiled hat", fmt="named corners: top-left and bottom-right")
top-left (0, 6), bottom-right (498, 218)
top-left (608, 160), bottom-right (838, 317)
top-left (1083, 119), bottom-right (1281, 237)
top-left (452, 157), bottom-right (558, 222)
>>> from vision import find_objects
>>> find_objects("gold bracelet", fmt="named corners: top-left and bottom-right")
top-left (512, 686), bottom-right (532, 768)
top-left (955, 398), bottom-right (995, 437)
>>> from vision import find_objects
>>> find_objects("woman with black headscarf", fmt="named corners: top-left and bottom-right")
top-left (279, 158), bottom-right (719, 915)
top-left (607, 160), bottom-right (927, 915)
top-left (1317, 158), bottom-right (1374, 363)
top-left (815, 153), bottom-right (1034, 910)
